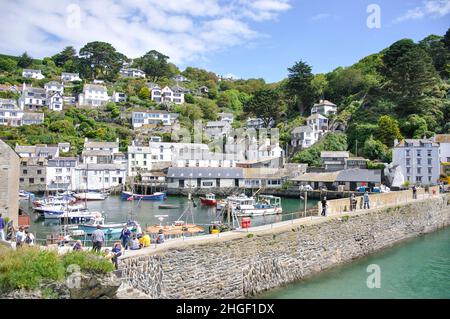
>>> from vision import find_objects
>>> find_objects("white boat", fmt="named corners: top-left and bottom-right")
top-left (225, 194), bottom-right (283, 217)
top-left (19, 190), bottom-right (34, 199)
top-left (74, 192), bottom-right (108, 201)
top-left (44, 206), bottom-right (102, 220)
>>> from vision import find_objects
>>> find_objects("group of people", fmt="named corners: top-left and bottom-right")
top-left (321, 191), bottom-right (372, 216)
top-left (118, 225), bottom-right (164, 250)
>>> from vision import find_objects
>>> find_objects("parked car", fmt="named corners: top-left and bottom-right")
top-left (299, 184), bottom-right (313, 191)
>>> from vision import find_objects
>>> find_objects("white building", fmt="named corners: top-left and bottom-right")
top-left (205, 121), bottom-right (232, 139)
top-left (47, 157), bottom-right (77, 191)
top-left (172, 75), bottom-right (190, 82)
top-left (113, 92), bottom-right (127, 103)
top-left (434, 134), bottom-right (450, 163)
top-left (44, 81), bottom-right (64, 95)
top-left (392, 139), bottom-right (440, 185)
top-left (132, 110), bottom-right (174, 128)
top-left (61, 72), bottom-right (81, 82)
top-left (74, 163), bottom-right (126, 191)
top-left (311, 100), bottom-right (337, 116)
top-left (0, 99), bottom-right (24, 127)
top-left (19, 87), bottom-right (48, 111)
top-left (78, 84), bottom-right (110, 107)
top-left (291, 126), bottom-right (315, 148)
top-left (119, 68), bottom-right (146, 78)
top-left (218, 113), bottom-right (233, 124)
top-left (150, 86), bottom-right (184, 104)
top-left (172, 149), bottom-right (237, 168)
top-left (48, 92), bottom-right (64, 111)
top-left (15, 144), bottom-right (59, 159)
top-left (127, 141), bottom-right (209, 176)
top-left (22, 69), bottom-right (45, 80)
top-left (58, 142), bottom-right (71, 153)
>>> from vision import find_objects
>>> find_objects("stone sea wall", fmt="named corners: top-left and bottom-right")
top-left (118, 194), bottom-right (450, 299)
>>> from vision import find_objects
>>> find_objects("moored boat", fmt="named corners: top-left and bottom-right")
top-left (74, 191), bottom-right (108, 201)
top-left (199, 193), bottom-right (217, 206)
top-left (158, 204), bottom-right (180, 209)
top-left (221, 194), bottom-right (282, 217)
top-left (121, 191), bottom-right (167, 201)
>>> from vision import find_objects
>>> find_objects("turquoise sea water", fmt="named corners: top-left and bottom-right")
top-left (260, 226), bottom-right (450, 299)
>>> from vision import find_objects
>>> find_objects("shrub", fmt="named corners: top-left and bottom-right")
top-left (0, 247), bottom-right (64, 291)
top-left (62, 251), bottom-right (114, 274)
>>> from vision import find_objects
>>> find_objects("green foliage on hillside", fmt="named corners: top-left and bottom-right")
top-left (292, 133), bottom-right (348, 166)
top-left (0, 28), bottom-right (448, 163)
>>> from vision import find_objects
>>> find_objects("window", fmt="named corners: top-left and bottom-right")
top-left (416, 150), bottom-right (421, 157)
top-left (417, 168), bottom-right (421, 174)
top-left (405, 149), bottom-right (410, 156)
top-left (19, 178), bottom-right (24, 182)
top-left (112, 177), bottom-right (117, 182)
top-left (427, 150), bottom-right (432, 157)
top-left (416, 176), bottom-right (422, 182)
top-left (143, 161), bottom-right (147, 166)
top-left (56, 168), bottom-right (62, 173)
top-left (417, 159), bottom-right (421, 165)
top-left (406, 159), bottom-right (410, 166)
top-left (29, 178), bottom-right (34, 184)
top-left (37, 170), bottom-right (42, 175)
top-left (428, 158), bottom-right (432, 165)
top-left (406, 167), bottom-right (411, 174)
top-left (105, 177), bottom-right (109, 183)
top-left (40, 178), bottom-right (44, 182)
top-left (23, 169), bottom-right (27, 175)
top-left (428, 167), bottom-right (432, 174)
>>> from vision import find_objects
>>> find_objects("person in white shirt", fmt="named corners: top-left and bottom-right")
top-left (15, 227), bottom-right (25, 248)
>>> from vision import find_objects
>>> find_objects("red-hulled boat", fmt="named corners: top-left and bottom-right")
top-left (200, 193), bottom-right (217, 206)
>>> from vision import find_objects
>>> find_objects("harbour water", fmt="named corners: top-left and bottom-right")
top-left (22, 195), bottom-right (318, 243)
top-left (259, 226), bottom-right (450, 299)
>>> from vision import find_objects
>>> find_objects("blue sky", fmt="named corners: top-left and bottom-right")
top-left (200, 0), bottom-right (450, 82)
top-left (0, 0), bottom-right (449, 82)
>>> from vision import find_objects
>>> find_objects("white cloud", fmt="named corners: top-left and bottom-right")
top-left (0, 0), bottom-right (292, 64)
top-left (394, 0), bottom-right (450, 23)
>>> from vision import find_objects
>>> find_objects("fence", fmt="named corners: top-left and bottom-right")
top-left (320, 186), bottom-right (440, 215)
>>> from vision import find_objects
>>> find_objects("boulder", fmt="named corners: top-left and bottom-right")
top-left (68, 273), bottom-right (121, 299)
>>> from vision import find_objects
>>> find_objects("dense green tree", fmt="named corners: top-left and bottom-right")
top-left (419, 35), bottom-right (450, 78)
top-left (137, 87), bottom-right (150, 100)
top-left (402, 114), bottom-right (429, 138)
top-left (79, 41), bottom-right (126, 80)
top-left (285, 60), bottom-right (315, 115)
top-left (375, 115), bottom-right (403, 147)
top-left (17, 52), bottom-right (33, 68)
top-left (134, 50), bottom-right (173, 82)
top-left (244, 88), bottom-right (283, 127)
top-left (184, 93), bottom-right (195, 104)
top-left (382, 39), bottom-right (438, 110)
top-left (361, 136), bottom-right (390, 162)
top-left (0, 57), bottom-right (17, 72)
top-left (52, 46), bottom-right (77, 67)
top-left (196, 98), bottom-right (219, 121)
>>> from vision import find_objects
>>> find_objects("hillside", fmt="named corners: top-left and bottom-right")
top-left (0, 28), bottom-right (449, 163)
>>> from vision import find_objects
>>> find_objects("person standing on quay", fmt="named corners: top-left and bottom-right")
top-left (412, 185), bottom-right (417, 200)
top-left (363, 191), bottom-right (370, 209)
top-left (119, 225), bottom-right (131, 250)
top-left (91, 225), bottom-right (105, 253)
top-left (0, 213), bottom-right (5, 241)
top-left (321, 197), bottom-right (327, 216)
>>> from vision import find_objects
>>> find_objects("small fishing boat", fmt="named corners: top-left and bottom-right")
top-left (19, 190), bottom-right (35, 199)
top-left (34, 203), bottom-right (85, 216)
top-left (146, 220), bottom-right (205, 240)
top-left (200, 193), bottom-right (217, 206)
top-left (121, 191), bottom-right (167, 201)
top-left (33, 195), bottom-right (75, 207)
top-left (74, 191), bottom-right (108, 201)
top-left (43, 206), bottom-right (102, 220)
top-left (220, 194), bottom-right (282, 217)
top-left (77, 218), bottom-right (141, 238)
top-left (158, 204), bottom-right (180, 209)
